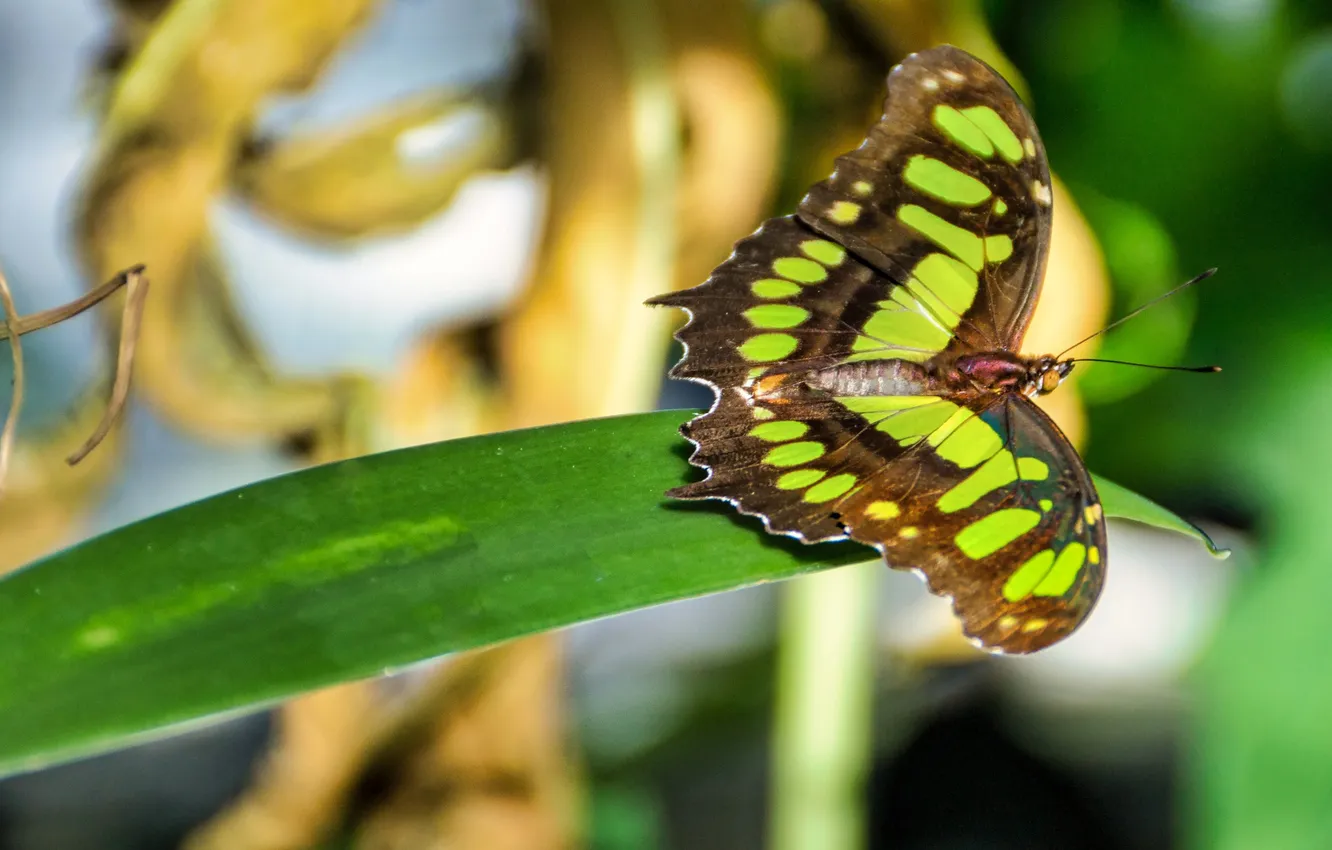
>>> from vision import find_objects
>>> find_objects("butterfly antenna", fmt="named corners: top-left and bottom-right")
top-left (1069, 358), bottom-right (1221, 373)
top-left (1056, 267), bottom-right (1218, 359)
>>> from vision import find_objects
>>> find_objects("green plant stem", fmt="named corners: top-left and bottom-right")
top-left (770, 561), bottom-right (880, 850)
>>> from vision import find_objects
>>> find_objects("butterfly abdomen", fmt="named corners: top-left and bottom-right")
top-left (805, 358), bottom-right (932, 397)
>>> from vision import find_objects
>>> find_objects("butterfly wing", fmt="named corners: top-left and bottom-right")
top-left (797, 45), bottom-right (1053, 353)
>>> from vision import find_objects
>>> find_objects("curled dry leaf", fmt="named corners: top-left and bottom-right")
top-left (235, 92), bottom-right (515, 240)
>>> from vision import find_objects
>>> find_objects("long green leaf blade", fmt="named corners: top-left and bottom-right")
top-left (0, 411), bottom-right (864, 777)
top-left (0, 411), bottom-right (1222, 777)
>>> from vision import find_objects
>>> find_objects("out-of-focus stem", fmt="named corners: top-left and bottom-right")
top-left (771, 561), bottom-right (880, 850)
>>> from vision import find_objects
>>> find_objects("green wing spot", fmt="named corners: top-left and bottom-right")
top-left (992, 198), bottom-right (1008, 216)
top-left (744, 305), bottom-right (811, 329)
top-left (955, 508), bottom-right (1042, 560)
top-left (773, 257), bottom-right (828, 284)
top-left (889, 284), bottom-right (960, 332)
top-left (1039, 498), bottom-right (1053, 512)
top-left (1002, 549), bottom-right (1056, 601)
top-left (897, 205), bottom-right (986, 271)
top-left (910, 253), bottom-right (978, 317)
top-left (800, 239), bottom-right (846, 267)
top-left (1017, 457), bottom-right (1049, 481)
top-left (902, 155), bottom-right (992, 206)
top-left (828, 201), bottom-right (862, 224)
top-left (961, 105), bottom-right (1024, 163)
top-left (927, 408), bottom-right (1003, 469)
top-left (752, 278), bottom-right (802, 299)
top-left (764, 441), bottom-right (826, 467)
top-left (739, 333), bottom-right (799, 362)
top-left (835, 395), bottom-right (957, 443)
top-left (984, 234), bottom-right (1013, 264)
top-left (835, 395), bottom-right (941, 415)
top-left (873, 400), bottom-right (959, 444)
top-left (932, 104), bottom-right (994, 158)
top-left (857, 303), bottom-right (952, 354)
top-left (1033, 543), bottom-right (1087, 597)
top-left (749, 421), bottom-right (810, 442)
top-left (938, 451), bottom-right (1052, 513)
top-left (776, 468), bottom-right (825, 490)
top-left (938, 452), bottom-right (1015, 513)
top-left (898, 206), bottom-right (1014, 272)
top-left (803, 473), bottom-right (858, 503)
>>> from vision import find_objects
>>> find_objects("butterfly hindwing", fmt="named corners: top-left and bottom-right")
top-left (797, 45), bottom-right (1053, 353)
top-left (828, 394), bottom-right (1105, 652)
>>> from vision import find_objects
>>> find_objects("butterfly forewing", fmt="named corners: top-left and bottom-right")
top-left (649, 215), bottom-right (957, 390)
top-left (797, 45), bottom-right (1053, 353)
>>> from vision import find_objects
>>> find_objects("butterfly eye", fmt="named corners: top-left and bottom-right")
top-left (1040, 370), bottom-right (1061, 393)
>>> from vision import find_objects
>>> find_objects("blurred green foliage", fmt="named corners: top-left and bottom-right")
top-left (992, 2), bottom-right (1332, 848)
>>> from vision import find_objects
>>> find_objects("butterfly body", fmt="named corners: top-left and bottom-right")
top-left (803, 350), bottom-right (1072, 402)
top-left (650, 46), bottom-right (1105, 654)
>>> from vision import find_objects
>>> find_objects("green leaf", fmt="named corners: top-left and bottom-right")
top-left (0, 411), bottom-right (1223, 778)
top-left (1093, 473), bottom-right (1230, 558)
top-left (0, 411), bottom-right (866, 778)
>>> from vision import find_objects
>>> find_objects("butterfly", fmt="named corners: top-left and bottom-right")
top-left (648, 44), bottom-right (1105, 654)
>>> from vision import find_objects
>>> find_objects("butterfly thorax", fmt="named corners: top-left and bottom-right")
top-left (803, 353), bottom-right (1073, 402)
top-left (949, 352), bottom-right (1074, 398)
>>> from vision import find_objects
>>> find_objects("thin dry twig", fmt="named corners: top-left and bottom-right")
top-left (0, 264), bottom-right (150, 499)
top-left (0, 267), bottom-right (24, 501)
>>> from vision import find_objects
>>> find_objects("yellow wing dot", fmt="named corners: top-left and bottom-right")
top-left (898, 526), bottom-right (919, 539)
top-left (866, 500), bottom-right (900, 520)
top-left (828, 200), bottom-right (862, 225)
top-left (1088, 546), bottom-right (1101, 565)
top-left (1023, 137), bottom-right (1036, 158)
top-left (1021, 618), bottom-right (1049, 633)
top-left (1084, 504), bottom-right (1103, 523)
top-left (851, 180), bottom-right (873, 196)
top-left (998, 615), bottom-right (1019, 630)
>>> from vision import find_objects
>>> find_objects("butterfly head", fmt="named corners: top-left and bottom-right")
top-left (1027, 356), bottom-right (1075, 397)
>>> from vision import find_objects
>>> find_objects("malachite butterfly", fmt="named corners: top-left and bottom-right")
top-left (649, 44), bottom-right (1111, 654)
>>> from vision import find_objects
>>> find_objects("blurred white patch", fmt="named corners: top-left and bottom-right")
top-left (214, 164), bottom-right (546, 375)
top-left (396, 106), bottom-right (490, 166)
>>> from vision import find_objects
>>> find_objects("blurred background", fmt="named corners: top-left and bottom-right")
top-left (0, 0), bottom-right (1327, 847)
